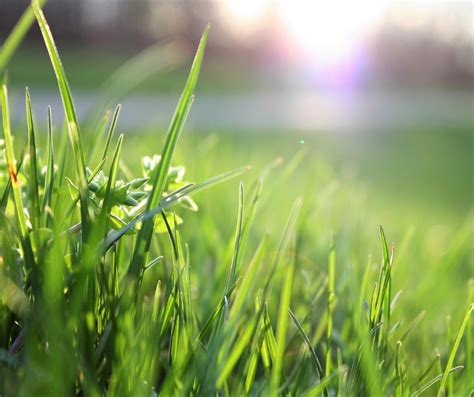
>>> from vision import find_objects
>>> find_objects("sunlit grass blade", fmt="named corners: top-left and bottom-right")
top-left (467, 280), bottom-right (474, 388)
top-left (326, 235), bottom-right (336, 379)
top-left (437, 304), bottom-right (473, 395)
top-left (262, 197), bottom-right (302, 298)
top-left (1, 80), bottom-right (38, 293)
top-left (42, 106), bottom-right (54, 226)
top-left (1, 81), bottom-right (28, 238)
top-left (370, 226), bottom-right (393, 349)
top-left (271, 238), bottom-right (296, 394)
top-left (216, 316), bottom-right (258, 389)
top-left (25, 88), bottom-right (41, 230)
top-left (100, 104), bottom-right (121, 163)
top-left (225, 182), bottom-right (244, 293)
top-left (216, 239), bottom-right (268, 388)
top-left (33, 0), bottom-right (91, 235)
top-left (98, 134), bottom-right (124, 231)
top-left (128, 25), bottom-right (209, 284)
top-left (395, 341), bottom-right (404, 396)
top-left (227, 237), bottom-right (267, 329)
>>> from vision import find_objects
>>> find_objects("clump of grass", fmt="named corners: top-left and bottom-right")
top-left (0, 2), bottom-right (473, 396)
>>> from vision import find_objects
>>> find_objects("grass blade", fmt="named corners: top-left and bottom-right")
top-left (100, 104), bottom-right (121, 163)
top-left (42, 106), bottom-right (54, 226)
top-left (415, 366), bottom-right (464, 396)
top-left (326, 235), bottom-right (336, 378)
top-left (1, 80), bottom-right (38, 294)
top-left (437, 304), bottom-right (473, 395)
top-left (33, 0), bottom-right (91, 235)
top-left (1, 81), bottom-right (28, 238)
top-left (225, 182), bottom-right (244, 293)
top-left (25, 88), bottom-right (41, 230)
top-left (128, 25), bottom-right (209, 283)
top-left (98, 134), bottom-right (124, 232)
top-left (102, 166), bottom-right (246, 252)
top-left (271, 238), bottom-right (296, 393)
top-left (289, 308), bottom-right (324, 379)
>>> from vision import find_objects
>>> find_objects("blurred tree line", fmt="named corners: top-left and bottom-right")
top-left (1, 0), bottom-right (472, 89)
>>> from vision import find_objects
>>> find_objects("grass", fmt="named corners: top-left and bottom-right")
top-left (1, 2), bottom-right (473, 396)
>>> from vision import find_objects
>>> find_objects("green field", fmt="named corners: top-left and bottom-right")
top-left (1, 3), bottom-right (473, 396)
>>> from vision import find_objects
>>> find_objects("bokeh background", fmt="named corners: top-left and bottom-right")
top-left (1, 0), bottom-right (473, 236)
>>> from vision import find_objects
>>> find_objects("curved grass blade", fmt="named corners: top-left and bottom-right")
top-left (437, 304), bottom-right (473, 395)
top-left (289, 308), bottom-right (324, 379)
top-left (128, 25), bottom-right (209, 283)
top-left (33, 0), bottom-right (91, 235)
top-left (414, 366), bottom-right (464, 396)
top-left (102, 166), bottom-right (248, 252)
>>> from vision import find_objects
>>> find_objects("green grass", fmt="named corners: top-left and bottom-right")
top-left (1, 3), bottom-right (473, 396)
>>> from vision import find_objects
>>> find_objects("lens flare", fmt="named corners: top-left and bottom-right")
top-left (278, 1), bottom-right (385, 67)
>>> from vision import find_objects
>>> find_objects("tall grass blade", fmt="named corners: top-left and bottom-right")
top-left (128, 25), bottom-right (209, 283)
top-left (437, 304), bottom-right (473, 395)
top-left (100, 104), bottom-right (121, 163)
top-left (289, 308), bottom-right (324, 379)
top-left (225, 182), bottom-right (244, 293)
top-left (25, 88), bottom-right (41, 230)
top-left (326, 235), bottom-right (336, 378)
top-left (99, 134), bottom-right (124, 227)
top-left (42, 106), bottom-right (54, 226)
top-left (33, 0), bottom-right (91, 235)
top-left (271, 238), bottom-right (296, 393)
top-left (1, 80), bottom-right (38, 293)
top-left (1, 81), bottom-right (28, 238)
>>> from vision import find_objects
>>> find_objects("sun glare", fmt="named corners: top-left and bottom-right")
top-left (279, 1), bottom-right (384, 66)
top-left (225, 0), bottom-right (267, 23)
top-left (225, 0), bottom-right (386, 69)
